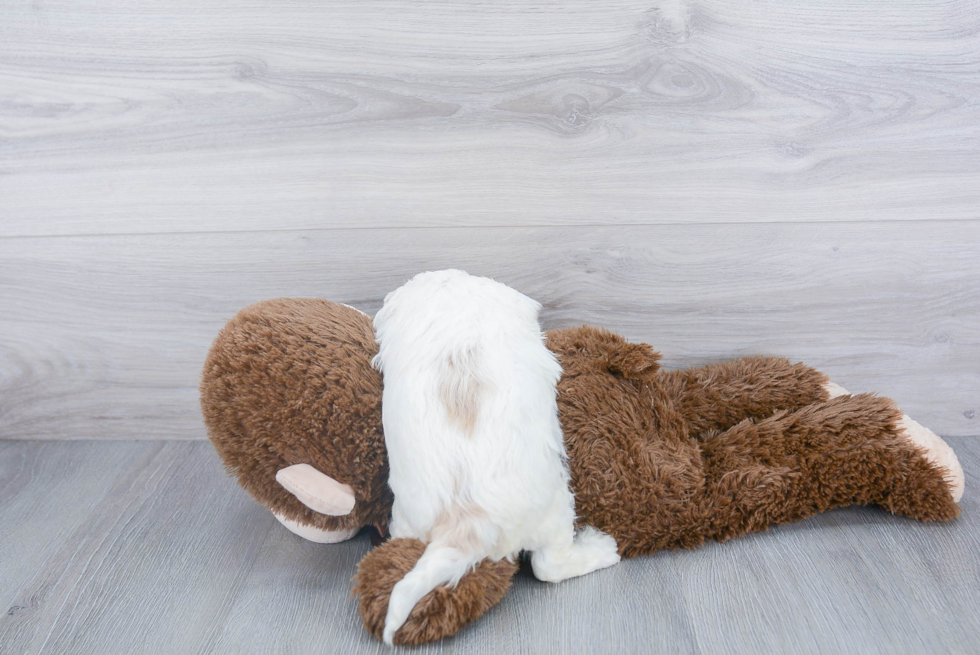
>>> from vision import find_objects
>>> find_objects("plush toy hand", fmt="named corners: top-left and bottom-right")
top-left (353, 539), bottom-right (519, 646)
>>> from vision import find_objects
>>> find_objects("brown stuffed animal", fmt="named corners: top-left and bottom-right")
top-left (200, 298), bottom-right (964, 646)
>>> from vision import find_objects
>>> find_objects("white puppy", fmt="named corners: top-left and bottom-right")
top-left (373, 270), bottom-right (620, 644)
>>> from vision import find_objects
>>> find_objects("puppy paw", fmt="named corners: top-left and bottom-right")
top-left (574, 526), bottom-right (622, 571)
top-left (531, 527), bottom-right (621, 582)
top-left (897, 415), bottom-right (964, 503)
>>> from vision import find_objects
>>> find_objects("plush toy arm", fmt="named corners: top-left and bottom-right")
top-left (353, 539), bottom-right (519, 646)
top-left (658, 356), bottom-right (830, 436)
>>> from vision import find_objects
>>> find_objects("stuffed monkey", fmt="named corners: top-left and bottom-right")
top-left (201, 299), bottom-right (963, 645)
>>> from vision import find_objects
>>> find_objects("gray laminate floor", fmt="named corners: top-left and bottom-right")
top-left (1, 438), bottom-right (977, 655)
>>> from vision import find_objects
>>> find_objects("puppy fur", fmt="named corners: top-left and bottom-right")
top-left (372, 270), bottom-right (620, 644)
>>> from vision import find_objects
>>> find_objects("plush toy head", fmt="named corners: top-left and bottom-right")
top-left (200, 299), bottom-right (393, 542)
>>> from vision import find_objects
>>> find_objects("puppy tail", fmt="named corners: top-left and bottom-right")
top-left (381, 542), bottom-right (483, 645)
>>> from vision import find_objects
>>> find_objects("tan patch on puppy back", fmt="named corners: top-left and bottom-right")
top-left (439, 347), bottom-right (484, 437)
top-left (429, 502), bottom-right (490, 555)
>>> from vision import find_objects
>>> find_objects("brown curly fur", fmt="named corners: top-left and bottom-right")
top-left (200, 301), bottom-right (960, 646)
top-left (353, 539), bottom-right (518, 645)
top-left (545, 327), bottom-right (959, 558)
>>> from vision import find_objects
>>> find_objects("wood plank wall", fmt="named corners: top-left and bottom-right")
top-left (1, 0), bottom-right (978, 440)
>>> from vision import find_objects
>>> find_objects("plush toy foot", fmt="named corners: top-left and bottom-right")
top-left (897, 415), bottom-right (965, 503)
top-left (353, 539), bottom-right (518, 646)
top-left (820, 383), bottom-right (962, 503)
top-left (823, 381), bottom-right (851, 399)
top-left (272, 511), bottom-right (359, 543)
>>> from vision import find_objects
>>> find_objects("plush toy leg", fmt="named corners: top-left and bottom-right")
top-left (353, 539), bottom-right (518, 646)
top-left (698, 393), bottom-right (961, 543)
top-left (793, 385), bottom-right (964, 500)
top-left (658, 356), bottom-right (831, 435)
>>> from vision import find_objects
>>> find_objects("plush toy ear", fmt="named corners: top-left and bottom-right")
top-left (276, 464), bottom-right (356, 516)
top-left (606, 341), bottom-right (662, 381)
top-left (353, 539), bottom-right (518, 645)
top-left (547, 326), bottom-right (662, 382)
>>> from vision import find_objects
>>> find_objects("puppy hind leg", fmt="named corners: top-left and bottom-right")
top-left (530, 496), bottom-right (620, 584)
top-left (382, 544), bottom-right (479, 645)
top-left (531, 526), bottom-right (620, 583)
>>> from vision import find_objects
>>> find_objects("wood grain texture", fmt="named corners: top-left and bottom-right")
top-left (2, 1), bottom-right (976, 650)
top-left (2, 0), bottom-right (979, 235)
top-left (1, 439), bottom-right (978, 654)
top-left (0, 220), bottom-right (977, 440)
top-left (0, 441), bottom-right (275, 655)
top-left (0, 441), bottom-right (150, 619)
